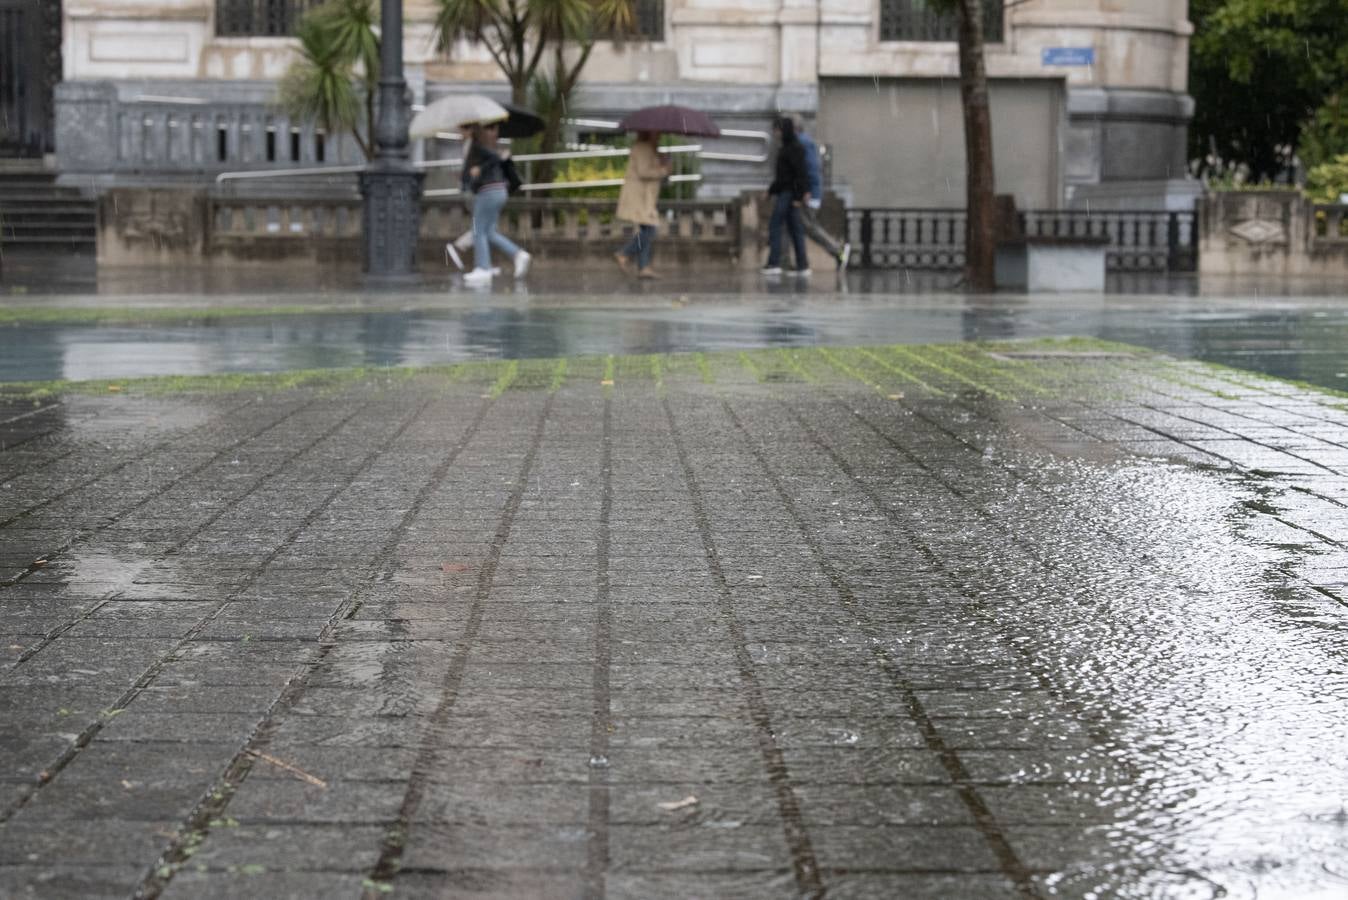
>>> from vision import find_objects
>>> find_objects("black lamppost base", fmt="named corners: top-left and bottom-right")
top-left (360, 165), bottom-right (426, 280)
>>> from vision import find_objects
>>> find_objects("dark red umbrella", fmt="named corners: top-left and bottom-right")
top-left (617, 105), bottom-right (721, 138)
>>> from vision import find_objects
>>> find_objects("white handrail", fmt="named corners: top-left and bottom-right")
top-left (423, 173), bottom-right (702, 198)
top-left (213, 121), bottom-right (772, 184)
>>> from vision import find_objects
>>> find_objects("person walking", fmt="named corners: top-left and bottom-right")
top-left (463, 121), bottom-right (530, 286)
top-left (445, 138), bottom-right (478, 272)
top-left (792, 115), bottom-right (851, 271)
top-left (762, 116), bottom-right (810, 277)
top-left (614, 131), bottom-right (671, 279)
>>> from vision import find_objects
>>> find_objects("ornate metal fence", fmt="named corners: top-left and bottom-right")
top-left (846, 208), bottom-right (1199, 272)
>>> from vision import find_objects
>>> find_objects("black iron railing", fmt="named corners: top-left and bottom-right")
top-left (846, 208), bottom-right (1199, 272)
top-left (216, 0), bottom-right (320, 36)
top-left (879, 0), bottom-right (1004, 43)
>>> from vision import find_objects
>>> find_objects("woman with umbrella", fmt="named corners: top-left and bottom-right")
top-left (463, 119), bottom-right (530, 285)
top-left (762, 116), bottom-right (810, 278)
top-left (613, 131), bottom-right (671, 279)
top-left (612, 106), bottom-right (719, 279)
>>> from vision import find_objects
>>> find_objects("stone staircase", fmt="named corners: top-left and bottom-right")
top-left (0, 160), bottom-right (96, 255)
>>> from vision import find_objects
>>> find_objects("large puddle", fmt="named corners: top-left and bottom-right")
top-left (3, 294), bottom-right (1348, 388)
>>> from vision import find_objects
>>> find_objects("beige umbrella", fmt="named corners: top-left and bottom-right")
top-left (410, 94), bottom-right (509, 138)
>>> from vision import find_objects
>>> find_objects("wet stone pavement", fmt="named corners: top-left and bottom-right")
top-left (1, 344), bottom-right (1347, 899)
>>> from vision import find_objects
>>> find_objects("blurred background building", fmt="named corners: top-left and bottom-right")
top-left (1, 0), bottom-right (1196, 209)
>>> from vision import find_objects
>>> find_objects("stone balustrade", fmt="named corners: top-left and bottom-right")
top-left (1200, 191), bottom-right (1348, 277)
top-left (97, 188), bottom-right (748, 267)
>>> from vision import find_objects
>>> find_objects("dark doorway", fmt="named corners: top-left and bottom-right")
top-left (0, 0), bottom-right (59, 157)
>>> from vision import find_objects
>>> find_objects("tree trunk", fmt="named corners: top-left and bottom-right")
top-left (955, 0), bottom-right (997, 291)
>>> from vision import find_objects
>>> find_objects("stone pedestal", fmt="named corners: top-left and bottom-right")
top-left (996, 235), bottom-right (1108, 291)
top-left (360, 166), bottom-right (425, 278)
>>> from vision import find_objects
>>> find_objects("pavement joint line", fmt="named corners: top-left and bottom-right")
top-left (2, 395), bottom-right (335, 669)
top-left (936, 345), bottom-right (1052, 397)
top-left (0, 400), bottom-right (63, 427)
top-left (772, 389), bottom-right (1118, 745)
top-left (0, 390), bottom-right (408, 826)
top-left (137, 391), bottom-right (491, 898)
top-left (661, 393), bottom-right (826, 899)
top-left (714, 395), bottom-right (1042, 899)
top-left (1135, 400), bottom-right (1342, 475)
top-left (585, 391), bottom-right (614, 899)
top-left (0, 409), bottom-right (70, 456)
top-left (363, 391), bottom-right (558, 896)
top-left (854, 347), bottom-right (945, 396)
top-left (0, 393), bottom-right (262, 534)
top-left (840, 377), bottom-right (1348, 729)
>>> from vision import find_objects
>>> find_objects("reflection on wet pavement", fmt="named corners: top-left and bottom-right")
top-left (3, 292), bottom-right (1348, 395)
top-left (1, 345), bottom-right (1347, 898)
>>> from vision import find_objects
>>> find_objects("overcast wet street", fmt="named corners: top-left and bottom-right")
top-left (2, 316), bottom-right (1348, 898)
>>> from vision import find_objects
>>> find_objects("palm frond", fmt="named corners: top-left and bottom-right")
top-left (435, 0), bottom-right (506, 51)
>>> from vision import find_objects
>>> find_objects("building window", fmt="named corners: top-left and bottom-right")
top-left (879, 0), bottom-right (1004, 43)
top-left (602, 0), bottom-right (663, 41)
top-left (631, 0), bottom-right (664, 41)
top-left (216, 0), bottom-right (320, 37)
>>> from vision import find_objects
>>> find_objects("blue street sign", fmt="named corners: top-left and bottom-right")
top-left (1042, 47), bottom-right (1095, 66)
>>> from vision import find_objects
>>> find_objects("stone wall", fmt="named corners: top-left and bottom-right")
top-left (96, 187), bottom-right (763, 269)
top-left (1199, 191), bottom-right (1348, 278)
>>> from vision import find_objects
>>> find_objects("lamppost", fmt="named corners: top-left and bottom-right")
top-left (361, 0), bottom-right (424, 278)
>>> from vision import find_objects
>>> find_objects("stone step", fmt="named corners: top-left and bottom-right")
top-left (0, 205), bottom-right (98, 217)
top-left (1, 192), bottom-right (95, 205)
top-left (0, 234), bottom-right (96, 250)
top-left (1, 220), bottom-right (97, 233)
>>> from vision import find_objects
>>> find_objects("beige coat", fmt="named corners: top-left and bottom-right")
top-left (615, 141), bottom-right (665, 226)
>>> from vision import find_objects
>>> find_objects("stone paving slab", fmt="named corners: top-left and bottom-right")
top-left (2, 342), bottom-right (1348, 898)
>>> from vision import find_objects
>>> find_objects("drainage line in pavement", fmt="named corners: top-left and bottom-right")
top-left (138, 391), bottom-right (497, 899)
top-left (719, 396), bottom-right (1042, 900)
top-left (4, 396), bottom-right (321, 669)
top-left (0, 393), bottom-right (393, 825)
top-left (586, 392), bottom-right (615, 899)
top-left (363, 392), bottom-right (557, 897)
top-left (662, 395), bottom-right (826, 900)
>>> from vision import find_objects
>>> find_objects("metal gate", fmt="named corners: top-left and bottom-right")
top-left (0, 0), bottom-right (55, 156)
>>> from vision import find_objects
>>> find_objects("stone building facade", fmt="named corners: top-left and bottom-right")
top-left (16, 0), bottom-right (1196, 209)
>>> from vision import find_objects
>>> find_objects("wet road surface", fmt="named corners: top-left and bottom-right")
top-left (2, 345), bottom-right (1347, 898)
top-left (4, 289), bottom-right (1348, 395)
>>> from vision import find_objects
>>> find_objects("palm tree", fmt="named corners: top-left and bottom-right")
top-left (433, 0), bottom-right (637, 159)
top-left (278, 0), bottom-right (380, 160)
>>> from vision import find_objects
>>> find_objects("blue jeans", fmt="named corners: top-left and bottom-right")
top-left (472, 185), bottom-right (521, 268)
top-left (619, 224), bottom-right (656, 270)
top-left (767, 192), bottom-right (807, 270)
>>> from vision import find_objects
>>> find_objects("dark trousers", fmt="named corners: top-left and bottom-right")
top-left (767, 192), bottom-right (808, 270)
top-left (619, 224), bottom-right (656, 270)
top-left (800, 204), bottom-right (842, 257)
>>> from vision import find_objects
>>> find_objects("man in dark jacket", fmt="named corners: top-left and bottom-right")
top-left (762, 117), bottom-right (810, 277)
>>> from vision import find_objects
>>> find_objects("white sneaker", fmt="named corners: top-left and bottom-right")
top-left (445, 242), bottom-right (464, 270)
top-left (453, 230), bottom-right (475, 251)
top-left (837, 242), bottom-right (852, 271)
top-left (463, 268), bottom-right (493, 285)
top-left (760, 265), bottom-right (783, 276)
top-left (794, 268), bottom-right (812, 278)
top-left (513, 250), bottom-right (532, 278)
